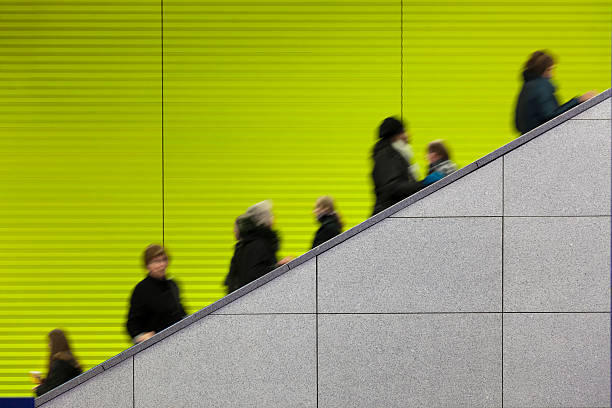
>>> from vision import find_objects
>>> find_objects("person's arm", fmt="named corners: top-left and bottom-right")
top-left (377, 157), bottom-right (422, 200)
top-left (126, 286), bottom-right (151, 341)
top-left (422, 171), bottom-right (444, 186)
top-left (312, 223), bottom-right (340, 249)
top-left (538, 87), bottom-right (580, 121)
top-left (243, 240), bottom-right (277, 282)
top-left (34, 361), bottom-right (64, 397)
top-left (171, 280), bottom-right (187, 318)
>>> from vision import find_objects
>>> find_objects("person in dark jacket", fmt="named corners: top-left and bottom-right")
top-left (224, 201), bottom-right (292, 294)
top-left (371, 117), bottom-right (423, 215)
top-left (422, 140), bottom-right (458, 186)
top-left (311, 196), bottom-right (343, 248)
top-left (514, 50), bottom-right (597, 134)
top-left (126, 245), bottom-right (186, 344)
top-left (33, 329), bottom-right (82, 397)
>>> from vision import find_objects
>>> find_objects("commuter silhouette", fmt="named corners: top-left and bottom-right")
top-left (126, 245), bottom-right (186, 344)
top-left (515, 50), bottom-right (597, 134)
top-left (224, 201), bottom-right (292, 294)
top-left (33, 329), bottom-right (82, 397)
top-left (422, 140), bottom-right (457, 186)
top-left (371, 117), bottom-right (422, 215)
top-left (311, 196), bottom-right (342, 248)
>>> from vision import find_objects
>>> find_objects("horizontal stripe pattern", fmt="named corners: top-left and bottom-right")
top-left (0, 0), bottom-right (610, 396)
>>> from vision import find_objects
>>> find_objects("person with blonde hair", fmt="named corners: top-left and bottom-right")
top-left (126, 245), bottom-right (186, 344)
top-left (312, 196), bottom-right (343, 248)
top-left (33, 329), bottom-right (82, 397)
top-left (224, 201), bottom-right (291, 293)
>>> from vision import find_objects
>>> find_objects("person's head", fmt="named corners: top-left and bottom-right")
top-left (379, 117), bottom-right (409, 144)
top-left (47, 329), bottom-right (80, 370)
top-left (426, 140), bottom-right (450, 164)
top-left (524, 50), bottom-right (555, 80)
top-left (246, 200), bottom-right (274, 228)
top-left (48, 329), bottom-right (71, 356)
top-left (143, 244), bottom-right (168, 280)
top-left (313, 195), bottom-right (335, 219)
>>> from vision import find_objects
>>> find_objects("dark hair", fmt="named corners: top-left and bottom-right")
top-left (143, 244), bottom-right (168, 267)
top-left (48, 329), bottom-right (80, 371)
top-left (427, 140), bottom-right (450, 162)
top-left (524, 50), bottom-right (555, 78)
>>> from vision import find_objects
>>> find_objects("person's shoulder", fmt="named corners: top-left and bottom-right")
top-left (132, 276), bottom-right (153, 293)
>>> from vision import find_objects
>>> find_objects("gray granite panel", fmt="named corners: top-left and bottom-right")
top-left (213, 258), bottom-right (315, 314)
top-left (504, 217), bottom-right (611, 312)
top-left (38, 358), bottom-right (132, 408)
top-left (573, 99), bottom-right (611, 120)
top-left (504, 313), bottom-right (610, 407)
top-left (134, 314), bottom-right (316, 407)
top-left (318, 313), bottom-right (502, 407)
top-left (504, 120), bottom-right (611, 216)
top-left (318, 217), bottom-right (502, 313)
top-left (392, 159), bottom-right (502, 217)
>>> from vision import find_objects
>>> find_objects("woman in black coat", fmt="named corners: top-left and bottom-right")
top-left (34, 329), bottom-right (82, 397)
top-left (225, 201), bottom-right (291, 294)
top-left (312, 196), bottom-right (342, 248)
top-left (371, 117), bottom-right (422, 215)
top-left (514, 50), bottom-right (596, 134)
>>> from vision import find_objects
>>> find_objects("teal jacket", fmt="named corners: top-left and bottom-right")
top-left (514, 72), bottom-right (579, 134)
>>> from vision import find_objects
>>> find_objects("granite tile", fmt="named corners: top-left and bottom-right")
top-left (318, 217), bottom-right (502, 313)
top-left (134, 314), bottom-right (316, 407)
top-left (504, 120), bottom-right (611, 216)
top-left (37, 358), bottom-right (132, 408)
top-left (213, 258), bottom-right (315, 313)
top-left (504, 217), bottom-right (611, 312)
top-left (318, 313), bottom-right (502, 407)
top-left (504, 313), bottom-right (610, 407)
top-left (393, 159), bottom-right (502, 217)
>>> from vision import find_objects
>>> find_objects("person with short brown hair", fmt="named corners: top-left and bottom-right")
top-left (33, 329), bottom-right (82, 397)
top-left (422, 140), bottom-right (458, 186)
top-left (126, 245), bottom-right (186, 344)
top-left (514, 50), bottom-right (597, 134)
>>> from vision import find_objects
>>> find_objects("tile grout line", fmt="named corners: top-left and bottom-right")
top-left (315, 255), bottom-right (319, 408)
top-left (400, 0), bottom-right (403, 120)
top-left (501, 155), bottom-right (504, 408)
top-left (132, 355), bottom-right (135, 408)
top-left (161, 0), bottom-right (165, 245)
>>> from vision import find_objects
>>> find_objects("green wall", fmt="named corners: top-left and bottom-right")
top-left (0, 0), bottom-right (610, 396)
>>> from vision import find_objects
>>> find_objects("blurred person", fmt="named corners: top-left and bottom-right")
top-left (371, 117), bottom-right (423, 215)
top-left (311, 196), bottom-right (343, 248)
top-left (224, 201), bottom-right (292, 294)
top-left (126, 245), bottom-right (186, 344)
top-left (224, 214), bottom-right (247, 291)
top-left (421, 140), bottom-right (458, 186)
top-left (514, 50), bottom-right (597, 134)
top-left (32, 329), bottom-right (82, 397)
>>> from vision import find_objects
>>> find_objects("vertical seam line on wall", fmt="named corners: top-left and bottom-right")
top-left (501, 156), bottom-right (504, 407)
top-left (132, 356), bottom-right (135, 408)
top-left (161, 0), bottom-right (165, 245)
top-left (400, 0), bottom-right (403, 119)
top-left (315, 256), bottom-right (319, 408)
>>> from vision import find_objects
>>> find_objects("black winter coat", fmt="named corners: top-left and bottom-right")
top-left (35, 358), bottom-right (82, 397)
top-left (312, 214), bottom-right (342, 248)
top-left (371, 138), bottom-right (422, 215)
top-left (225, 226), bottom-right (279, 293)
top-left (515, 72), bottom-right (580, 134)
top-left (126, 275), bottom-right (186, 339)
